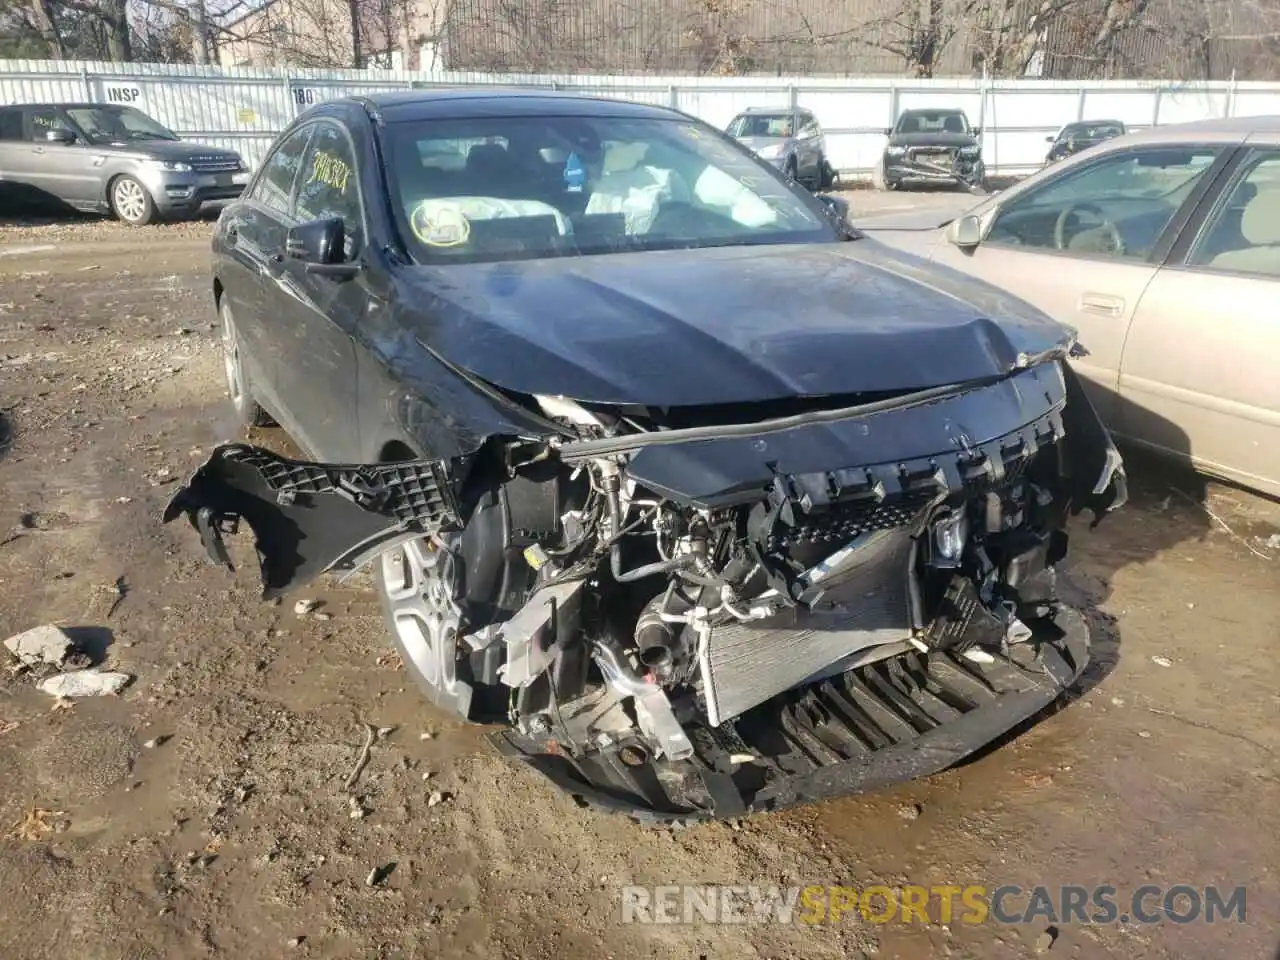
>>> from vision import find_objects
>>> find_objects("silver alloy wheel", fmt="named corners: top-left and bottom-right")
top-left (379, 537), bottom-right (463, 694)
top-left (113, 177), bottom-right (148, 223)
top-left (220, 303), bottom-right (244, 407)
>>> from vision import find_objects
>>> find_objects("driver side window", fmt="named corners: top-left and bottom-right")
top-left (987, 147), bottom-right (1219, 261)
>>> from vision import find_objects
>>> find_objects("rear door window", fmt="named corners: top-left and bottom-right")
top-left (1185, 149), bottom-right (1280, 278)
top-left (252, 124), bottom-right (313, 216)
top-left (0, 108), bottom-right (23, 141)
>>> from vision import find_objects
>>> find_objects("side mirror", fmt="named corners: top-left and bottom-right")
top-left (972, 127), bottom-right (982, 136)
top-left (45, 127), bottom-right (76, 144)
top-left (948, 214), bottom-right (984, 249)
top-left (286, 217), bottom-right (360, 278)
top-left (1045, 134), bottom-right (1056, 142)
top-left (817, 193), bottom-right (850, 224)
top-left (882, 127), bottom-right (893, 136)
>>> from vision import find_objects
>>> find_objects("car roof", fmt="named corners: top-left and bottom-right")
top-left (1062, 119), bottom-right (1124, 128)
top-left (2, 102), bottom-right (113, 109)
top-left (737, 106), bottom-right (801, 114)
top-left (899, 107), bottom-right (966, 115)
top-left (1110, 114), bottom-right (1280, 145)
top-left (349, 88), bottom-right (681, 122)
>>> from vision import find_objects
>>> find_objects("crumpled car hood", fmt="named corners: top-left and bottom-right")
top-left (404, 242), bottom-right (1073, 407)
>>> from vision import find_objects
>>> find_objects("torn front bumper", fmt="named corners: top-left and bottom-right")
top-left (494, 604), bottom-right (1090, 823)
top-left (885, 152), bottom-right (984, 186)
top-left (161, 445), bottom-right (463, 599)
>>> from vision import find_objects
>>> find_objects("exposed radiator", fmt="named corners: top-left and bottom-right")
top-left (699, 529), bottom-right (915, 726)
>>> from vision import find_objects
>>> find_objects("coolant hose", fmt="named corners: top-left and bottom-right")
top-left (603, 471), bottom-right (693, 582)
top-left (593, 636), bottom-right (655, 697)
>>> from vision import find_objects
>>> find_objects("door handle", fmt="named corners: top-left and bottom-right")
top-left (1079, 292), bottom-right (1125, 317)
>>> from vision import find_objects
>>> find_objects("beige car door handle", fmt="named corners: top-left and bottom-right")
top-left (1079, 292), bottom-right (1125, 317)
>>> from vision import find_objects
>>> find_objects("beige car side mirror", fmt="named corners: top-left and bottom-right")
top-left (948, 214), bottom-right (984, 249)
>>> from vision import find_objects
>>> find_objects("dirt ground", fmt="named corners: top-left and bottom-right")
top-left (0, 202), bottom-right (1278, 960)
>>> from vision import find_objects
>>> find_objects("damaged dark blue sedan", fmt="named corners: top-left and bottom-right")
top-left (166, 90), bottom-right (1127, 823)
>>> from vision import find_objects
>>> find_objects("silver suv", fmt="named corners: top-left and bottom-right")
top-left (0, 102), bottom-right (249, 225)
top-left (726, 106), bottom-right (835, 190)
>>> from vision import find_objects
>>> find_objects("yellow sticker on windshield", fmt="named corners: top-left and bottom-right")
top-left (308, 150), bottom-right (351, 193)
top-left (410, 201), bottom-right (470, 247)
top-left (684, 125), bottom-right (702, 139)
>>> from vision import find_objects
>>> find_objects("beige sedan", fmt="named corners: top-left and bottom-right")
top-left (861, 115), bottom-right (1280, 499)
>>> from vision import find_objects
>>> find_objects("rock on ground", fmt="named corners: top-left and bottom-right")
top-left (37, 670), bottom-right (132, 698)
top-left (4, 624), bottom-right (72, 668)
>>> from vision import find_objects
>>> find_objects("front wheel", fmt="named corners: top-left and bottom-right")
top-left (818, 158), bottom-right (837, 190)
top-left (376, 536), bottom-right (481, 720)
top-left (218, 300), bottom-right (273, 427)
top-left (109, 175), bottom-right (157, 226)
top-left (870, 160), bottom-right (888, 191)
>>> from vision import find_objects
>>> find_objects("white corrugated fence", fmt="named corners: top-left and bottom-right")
top-left (2, 59), bottom-right (1280, 175)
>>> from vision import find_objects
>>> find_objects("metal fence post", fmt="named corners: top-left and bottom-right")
top-left (1226, 69), bottom-right (1237, 118)
top-left (1151, 86), bottom-right (1162, 127)
top-left (1076, 87), bottom-right (1086, 121)
top-left (788, 82), bottom-right (798, 113)
top-left (668, 84), bottom-right (678, 110)
top-left (81, 68), bottom-right (93, 101)
top-left (283, 69), bottom-right (294, 120)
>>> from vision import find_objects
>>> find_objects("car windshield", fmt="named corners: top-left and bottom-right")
top-left (727, 113), bottom-right (794, 138)
top-left (65, 105), bottom-right (179, 143)
top-left (1033, 149), bottom-right (1217, 205)
top-left (385, 115), bottom-right (836, 264)
top-left (895, 111), bottom-right (969, 135)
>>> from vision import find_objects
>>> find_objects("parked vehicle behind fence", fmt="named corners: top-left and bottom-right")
top-left (873, 108), bottom-right (986, 192)
top-left (726, 106), bottom-right (836, 190)
top-left (1045, 120), bottom-right (1127, 164)
top-left (0, 102), bottom-right (249, 224)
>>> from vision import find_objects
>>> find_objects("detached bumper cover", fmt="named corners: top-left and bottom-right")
top-left (161, 444), bottom-right (462, 599)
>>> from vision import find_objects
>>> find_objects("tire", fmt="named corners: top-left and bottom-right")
top-left (819, 157), bottom-right (837, 190)
top-left (218, 299), bottom-right (273, 427)
top-left (109, 175), bottom-right (157, 226)
top-left (870, 159), bottom-right (888, 191)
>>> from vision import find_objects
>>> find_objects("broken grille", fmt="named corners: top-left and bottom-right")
top-left (724, 644), bottom-right (1070, 773)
